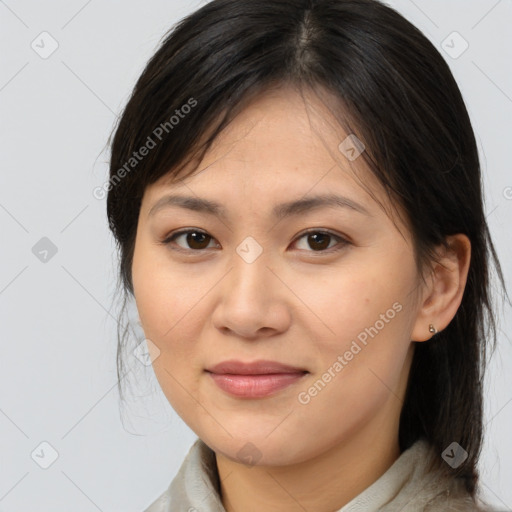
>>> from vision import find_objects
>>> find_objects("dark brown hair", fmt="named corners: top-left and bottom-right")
top-left (106, 0), bottom-right (506, 499)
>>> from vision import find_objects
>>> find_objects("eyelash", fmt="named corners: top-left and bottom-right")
top-left (160, 228), bottom-right (350, 255)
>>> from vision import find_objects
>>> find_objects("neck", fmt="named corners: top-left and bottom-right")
top-left (215, 408), bottom-right (402, 512)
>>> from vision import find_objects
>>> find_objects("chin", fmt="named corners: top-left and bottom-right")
top-left (200, 429), bottom-right (312, 467)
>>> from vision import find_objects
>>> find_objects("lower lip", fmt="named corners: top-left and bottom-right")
top-left (207, 371), bottom-right (307, 398)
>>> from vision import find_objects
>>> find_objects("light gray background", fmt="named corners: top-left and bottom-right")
top-left (1, 1), bottom-right (511, 511)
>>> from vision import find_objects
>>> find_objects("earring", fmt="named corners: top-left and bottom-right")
top-left (429, 324), bottom-right (437, 334)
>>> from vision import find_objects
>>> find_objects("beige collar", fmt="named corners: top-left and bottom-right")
top-left (143, 437), bottom-right (483, 511)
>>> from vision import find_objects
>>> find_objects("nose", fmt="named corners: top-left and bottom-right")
top-left (211, 249), bottom-right (292, 340)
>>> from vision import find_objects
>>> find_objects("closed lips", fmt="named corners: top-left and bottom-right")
top-left (206, 360), bottom-right (309, 398)
top-left (206, 359), bottom-right (309, 375)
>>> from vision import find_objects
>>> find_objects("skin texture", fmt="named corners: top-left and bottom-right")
top-left (131, 86), bottom-right (471, 512)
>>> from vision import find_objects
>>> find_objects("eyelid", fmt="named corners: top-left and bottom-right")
top-left (161, 227), bottom-right (350, 254)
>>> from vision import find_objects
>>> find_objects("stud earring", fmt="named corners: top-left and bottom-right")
top-left (429, 324), bottom-right (437, 334)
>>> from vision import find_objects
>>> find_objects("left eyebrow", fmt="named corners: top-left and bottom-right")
top-left (272, 194), bottom-right (371, 219)
top-left (147, 193), bottom-right (371, 220)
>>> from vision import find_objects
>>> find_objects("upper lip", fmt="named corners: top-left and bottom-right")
top-left (206, 359), bottom-right (308, 375)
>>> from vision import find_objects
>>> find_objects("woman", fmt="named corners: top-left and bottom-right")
top-left (106, 0), bottom-right (506, 510)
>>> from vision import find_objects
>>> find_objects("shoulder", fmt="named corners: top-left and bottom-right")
top-left (142, 491), bottom-right (170, 512)
top-left (424, 493), bottom-right (508, 512)
top-left (422, 490), bottom-right (494, 512)
top-left (141, 438), bottom-right (225, 512)
top-left (381, 439), bottom-right (499, 512)
top-left (404, 440), bottom-right (504, 512)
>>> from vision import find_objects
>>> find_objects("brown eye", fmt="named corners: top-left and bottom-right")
top-left (306, 233), bottom-right (331, 251)
top-left (294, 230), bottom-right (348, 253)
top-left (165, 229), bottom-right (217, 251)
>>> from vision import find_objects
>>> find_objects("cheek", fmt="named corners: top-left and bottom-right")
top-left (296, 263), bottom-right (412, 341)
top-left (131, 248), bottom-right (221, 389)
top-left (132, 245), bottom-right (202, 341)
top-left (132, 254), bottom-right (209, 415)
top-left (293, 255), bottom-right (417, 396)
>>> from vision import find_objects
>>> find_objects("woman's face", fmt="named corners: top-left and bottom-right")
top-left (132, 87), bottom-right (427, 466)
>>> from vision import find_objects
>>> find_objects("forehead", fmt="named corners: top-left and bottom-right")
top-left (143, 86), bottom-right (396, 222)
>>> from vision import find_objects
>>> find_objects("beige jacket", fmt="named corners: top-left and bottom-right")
top-left (143, 437), bottom-right (497, 511)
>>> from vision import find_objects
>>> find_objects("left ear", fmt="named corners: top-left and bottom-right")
top-left (411, 234), bottom-right (471, 342)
